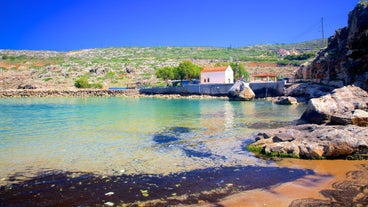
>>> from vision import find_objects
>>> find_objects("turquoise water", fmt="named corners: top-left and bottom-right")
top-left (0, 97), bottom-right (306, 184)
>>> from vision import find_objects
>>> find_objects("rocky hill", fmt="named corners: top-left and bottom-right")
top-left (294, 1), bottom-right (368, 90)
top-left (0, 43), bottom-right (321, 90)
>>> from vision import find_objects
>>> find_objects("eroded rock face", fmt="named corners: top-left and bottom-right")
top-left (293, 2), bottom-right (368, 90)
top-left (228, 80), bottom-right (255, 101)
top-left (301, 85), bottom-right (368, 126)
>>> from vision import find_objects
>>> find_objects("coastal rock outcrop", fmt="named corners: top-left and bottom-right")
top-left (228, 80), bottom-right (255, 101)
top-left (293, 2), bottom-right (368, 91)
top-left (301, 85), bottom-right (368, 126)
top-left (248, 85), bottom-right (368, 159)
top-left (249, 124), bottom-right (368, 159)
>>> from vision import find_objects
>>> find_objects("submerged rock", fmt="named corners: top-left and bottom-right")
top-left (153, 127), bottom-right (191, 144)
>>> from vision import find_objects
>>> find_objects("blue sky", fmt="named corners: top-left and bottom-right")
top-left (1, 0), bottom-right (359, 51)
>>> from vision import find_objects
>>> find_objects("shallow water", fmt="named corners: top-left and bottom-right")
top-left (0, 97), bottom-right (306, 181)
top-left (0, 97), bottom-right (318, 206)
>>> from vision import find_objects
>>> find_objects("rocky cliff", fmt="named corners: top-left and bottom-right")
top-left (294, 2), bottom-right (368, 90)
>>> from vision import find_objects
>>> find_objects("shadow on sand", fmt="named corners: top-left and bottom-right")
top-left (0, 165), bottom-right (315, 207)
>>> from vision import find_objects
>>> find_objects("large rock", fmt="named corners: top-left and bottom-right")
top-left (301, 85), bottom-right (368, 126)
top-left (273, 96), bottom-right (298, 105)
top-left (249, 124), bottom-right (368, 159)
top-left (284, 82), bottom-right (335, 100)
top-left (228, 80), bottom-right (255, 101)
top-left (18, 84), bottom-right (38, 89)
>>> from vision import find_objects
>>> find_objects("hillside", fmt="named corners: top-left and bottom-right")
top-left (0, 40), bottom-right (323, 90)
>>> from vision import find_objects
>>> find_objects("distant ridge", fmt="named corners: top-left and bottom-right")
top-left (0, 39), bottom-right (324, 53)
top-left (246, 39), bottom-right (325, 50)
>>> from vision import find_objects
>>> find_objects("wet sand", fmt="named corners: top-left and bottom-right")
top-left (214, 159), bottom-right (368, 207)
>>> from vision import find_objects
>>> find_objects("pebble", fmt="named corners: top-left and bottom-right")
top-left (105, 192), bottom-right (114, 196)
top-left (104, 201), bottom-right (114, 207)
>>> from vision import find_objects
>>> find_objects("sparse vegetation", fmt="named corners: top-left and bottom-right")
top-left (74, 77), bottom-right (102, 89)
top-left (0, 40), bottom-right (323, 89)
top-left (43, 77), bottom-right (53, 82)
top-left (246, 144), bottom-right (300, 159)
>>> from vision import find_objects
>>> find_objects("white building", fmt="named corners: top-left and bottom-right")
top-left (200, 65), bottom-right (234, 84)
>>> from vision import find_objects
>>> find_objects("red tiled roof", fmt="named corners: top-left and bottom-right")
top-left (201, 66), bottom-right (228, 73)
top-left (252, 73), bottom-right (277, 77)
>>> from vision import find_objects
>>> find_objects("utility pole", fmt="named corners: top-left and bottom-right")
top-left (321, 17), bottom-right (326, 47)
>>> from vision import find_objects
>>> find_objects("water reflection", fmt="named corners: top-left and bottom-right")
top-left (224, 101), bottom-right (235, 130)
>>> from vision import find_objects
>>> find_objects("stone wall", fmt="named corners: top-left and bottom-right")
top-left (0, 89), bottom-right (139, 98)
top-left (139, 81), bottom-right (285, 98)
top-left (249, 81), bottom-right (285, 98)
top-left (139, 84), bottom-right (233, 96)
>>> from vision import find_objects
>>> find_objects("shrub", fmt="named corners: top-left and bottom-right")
top-left (74, 77), bottom-right (90, 88)
top-left (43, 77), bottom-right (53, 82)
top-left (75, 77), bottom-right (103, 89)
top-left (90, 83), bottom-right (103, 89)
top-left (106, 71), bottom-right (115, 79)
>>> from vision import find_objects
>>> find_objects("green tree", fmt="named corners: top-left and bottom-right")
top-left (229, 62), bottom-right (249, 81)
top-left (155, 66), bottom-right (175, 80)
top-left (176, 60), bottom-right (201, 80)
top-left (215, 62), bottom-right (250, 81)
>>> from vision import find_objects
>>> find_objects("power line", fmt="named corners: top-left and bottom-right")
top-left (321, 17), bottom-right (326, 47)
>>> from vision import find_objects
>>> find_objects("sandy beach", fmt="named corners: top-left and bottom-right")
top-left (214, 159), bottom-right (368, 207)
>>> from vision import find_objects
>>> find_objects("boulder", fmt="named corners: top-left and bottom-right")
top-left (301, 85), bottom-right (368, 126)
top-left (273, 96), bottom-right (298, 105)
top-left (228, 80), bottom-right (255, 101)
top-left (285, 83), bottom-right (335, 100)
top-left (18, 84), bottom-right (37, 89)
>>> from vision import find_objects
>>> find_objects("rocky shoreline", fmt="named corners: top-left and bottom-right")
top-left (248, 85), bottom-right (368, 160)
top-left (0, 88), bottom-right (232, 100)
top-left (0, 89), bottom-right (139, 98)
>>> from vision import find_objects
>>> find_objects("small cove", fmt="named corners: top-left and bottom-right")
top-left (0, 97), bottom-right (306, 178)
top-left (0, 96), bottom-right (333, 206)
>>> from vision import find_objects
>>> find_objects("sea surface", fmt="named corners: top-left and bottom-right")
top-left (0, 97), bottom-right (306, 181)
